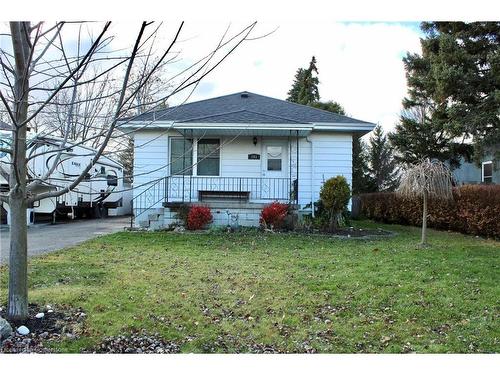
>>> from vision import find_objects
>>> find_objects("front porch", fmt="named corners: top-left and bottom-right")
top-left (133, 175), bottom-right (298, 228)
top-left (132, 127), bottom-right (307, 228)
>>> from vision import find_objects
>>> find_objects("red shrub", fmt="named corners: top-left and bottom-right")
top-left (260, 202), bottom-right (289, 229)
top-left (186, 205), bottom-right (213, 230)
top-left (359, 185), bottom-right (500, 238)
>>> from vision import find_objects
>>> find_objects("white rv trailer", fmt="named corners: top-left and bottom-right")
top-left (0, 128), bottom-right (126, 224)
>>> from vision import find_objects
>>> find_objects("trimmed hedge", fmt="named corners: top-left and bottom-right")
top-left (359, 185), bottom-right (500, 238)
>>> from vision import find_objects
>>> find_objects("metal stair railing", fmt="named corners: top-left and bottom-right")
top-left (130, 177), bottom-right (166, 227)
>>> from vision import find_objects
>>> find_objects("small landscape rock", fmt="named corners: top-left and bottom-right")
top-left (380, 335), bottom-right (391, 344)
top-left (35, 312), bottom-right (45, 319)
top-left (17, 326), bottom-right (30, 336)
top-left (0, 317), bottom-right (13, 340)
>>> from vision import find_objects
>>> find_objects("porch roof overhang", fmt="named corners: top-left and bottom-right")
top-left (172, 123), bottom-right (312, 137)
top-left (119, 120), bottom-right (375, 136)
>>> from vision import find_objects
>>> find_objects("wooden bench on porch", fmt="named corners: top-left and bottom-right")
top-left (198, 190), bottom-right (250, 202)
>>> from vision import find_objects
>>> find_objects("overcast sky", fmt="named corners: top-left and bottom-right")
top-left (149, 21), bottom-right (424, 132)
top-left (1, 20), bottom-right (424, 133)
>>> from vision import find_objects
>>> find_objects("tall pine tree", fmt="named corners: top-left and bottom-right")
top-left (389, 106), bottom-right (469, 166)
top-left (287, 56), bottom-right (320, 105)
top-left (287, 57), bottom-right (364, 194)
top-left (352, 135), bottom-right (375, 195)
top-left (391, 22), bottom-right (500, 166)
top-left (368, 125), bottom-right (399, 191)
top-left (287, 56), bottom-right (344, 113)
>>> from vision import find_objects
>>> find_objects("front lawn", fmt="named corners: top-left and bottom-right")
top-left (1, 221), bottom-right (499, 353)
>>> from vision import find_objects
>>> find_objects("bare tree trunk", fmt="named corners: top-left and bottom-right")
top-left (8, 191), bottom-right (28, 321)
top-left (8, 21), bottom-right (30, 321)
top-left (328, 209), bottom-right (339, 232)
top-left (421, 190), bottom-right (428, 247)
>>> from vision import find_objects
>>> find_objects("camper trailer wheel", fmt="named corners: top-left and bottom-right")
top-left (74, 208), bottom-right (84, 219)
top-left (92, 204), bottom-right (107, 219)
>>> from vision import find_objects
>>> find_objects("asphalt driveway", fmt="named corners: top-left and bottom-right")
top-left (0, 216), bottom-right (130, 265)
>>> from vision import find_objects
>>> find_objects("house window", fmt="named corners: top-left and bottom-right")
top-left (197, 139), bottom-right (220, 176)
top-left (170, 138), bottom-right (193, 175)
top-left (267, 146), bottom-right (282, 171)
top-left (107, 174), bottom-right (118, 186)
top-left (482, 161), bottom-right (493, 184)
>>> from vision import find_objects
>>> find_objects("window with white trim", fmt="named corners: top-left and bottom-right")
top-left (170, 138), bottom-right (193, 175)
top-left (482, 161), bottom-right (493, 184)
top-left (197, 139), bottom-right (220, 176)
top-left (266, 146), bottom-right (282, 171)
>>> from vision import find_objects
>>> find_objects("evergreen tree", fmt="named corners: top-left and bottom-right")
top-left (287, 57), bottom-right (361, 195)
top-left (352, 135), bottom-right (375, 195)
top-left (368, 125), bottom-right (399, 191)
top-left (287, 57), bottom-right (345, 115)
top-left (393, 22), bottom-right (500, 166)
top-left (310, 100), bottom-right (345, 115)
top-left (389, 106), bottom-right (471, 167)
top-left (287, 56), bottom-right (320, 105)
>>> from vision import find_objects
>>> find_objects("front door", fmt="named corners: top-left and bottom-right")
top-left (261, 141), bottom-right (288, 200)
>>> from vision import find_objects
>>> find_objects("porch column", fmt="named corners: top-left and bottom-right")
top-left (289, 130), bottom-right (292, 202)
top-left (182, 130), bottom-right (186, 202)
top-left (296, 130), bottom-right (299, 205)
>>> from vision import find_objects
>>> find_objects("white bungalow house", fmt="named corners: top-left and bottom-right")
top-left (121, 91), bottom-right (375, 229)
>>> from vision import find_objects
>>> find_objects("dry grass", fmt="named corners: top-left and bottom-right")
top-left (1, 220), bottom-right (498, 353)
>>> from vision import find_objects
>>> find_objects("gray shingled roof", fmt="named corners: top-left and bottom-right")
top-left (130, 91), bottom-right (373, 125)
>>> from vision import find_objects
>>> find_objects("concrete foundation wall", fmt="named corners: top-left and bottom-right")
top-left (163, 202), bottom-right (265, 228)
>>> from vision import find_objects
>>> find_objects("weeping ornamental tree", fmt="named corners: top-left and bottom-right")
top-left (397, 160), bottom-right (453, 246)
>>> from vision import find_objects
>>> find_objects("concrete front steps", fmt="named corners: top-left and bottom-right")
top-left (135, 207), bottom-right (165, 230)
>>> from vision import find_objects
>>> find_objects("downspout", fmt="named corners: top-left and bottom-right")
top-left (305, 136), bottom-right (314, 217)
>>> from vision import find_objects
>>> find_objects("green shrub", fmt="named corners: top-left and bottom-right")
top-left (319, 176), bottom-right (351, 230)
top-left (359, 185), bottom-right (500, 238)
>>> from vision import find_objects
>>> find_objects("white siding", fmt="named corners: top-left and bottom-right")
top-left (220, 136), bottom-right (261, 177)
top-left (133, 130), bottom-right (171, 206)
top-left (297, 132), bottom-right (352, 208)
top-left (132, 130), bottom-right (353, 211)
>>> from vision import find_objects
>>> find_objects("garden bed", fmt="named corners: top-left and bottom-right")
top-left (295, 227), bottom-right (394, 238)
top-left (0, 303), bottom-right (87, 353)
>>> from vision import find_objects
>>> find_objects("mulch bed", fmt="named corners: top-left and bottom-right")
top-left (85, 330), bottom-right (181, 354)
top-left (0, 303), bottom-right (86, 353)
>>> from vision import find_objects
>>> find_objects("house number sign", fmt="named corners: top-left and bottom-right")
top-left (248, 153), bottom-right (260, 160)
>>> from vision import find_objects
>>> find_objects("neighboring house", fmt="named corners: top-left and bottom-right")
top-left (452, 152), bottom-right (499, 185)
top-left (121, 91), bottom-right (375, 228)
